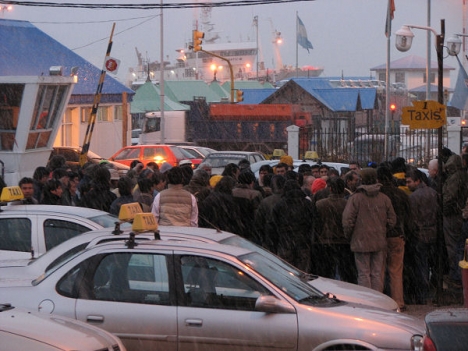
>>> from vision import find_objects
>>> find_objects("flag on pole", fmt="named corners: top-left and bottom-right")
top-left (385, 0), bottom-right (395, 38)
top-left (450, 56), bottom-right (468, 111)
top-left (297, 15), bottom-right (313, 52)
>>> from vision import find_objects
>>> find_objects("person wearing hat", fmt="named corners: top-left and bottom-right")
top-left (279, 155), bottom-right (294, 170)
top-left (342, 167), bottom-right (396, 293)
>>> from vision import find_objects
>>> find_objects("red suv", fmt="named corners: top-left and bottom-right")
top-left (109, 145), bottom-right (198, 168)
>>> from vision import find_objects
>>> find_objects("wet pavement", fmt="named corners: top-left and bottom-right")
top-left (402, 284), bottom-right (465, 320)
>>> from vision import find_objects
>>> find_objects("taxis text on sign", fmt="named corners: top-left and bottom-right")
top-left (401, 100), bottom-right (446, 129)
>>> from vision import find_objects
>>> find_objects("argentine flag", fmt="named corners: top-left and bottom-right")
top-left (297, 15), bottom-right (313, 53)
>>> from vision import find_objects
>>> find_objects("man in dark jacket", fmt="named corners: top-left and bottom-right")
top-left (272, 179), bottom-right (314, 273)
top-left (377, 166), bottom-right (412, 311)
top-left (406, 168), bottom-right (439, 304)
top-left (442, 154), bottom-right (468, 287)
top-left (314, 177), bottom-right (356, 283)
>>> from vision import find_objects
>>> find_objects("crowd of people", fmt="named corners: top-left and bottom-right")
top-left (3, 149), bottom-right (468, 311)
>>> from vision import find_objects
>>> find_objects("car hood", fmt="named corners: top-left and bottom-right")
top-left (297, 302), bottom-right (424, 349)
top-left (309, 276), bottom-right (399, 311)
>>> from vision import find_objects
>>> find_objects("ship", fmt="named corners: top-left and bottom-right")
top-left (126, 7), bottom-right (323, 89)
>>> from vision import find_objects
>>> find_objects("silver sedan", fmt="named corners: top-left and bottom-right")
top-left (0, 238), bottom-right (424, 351)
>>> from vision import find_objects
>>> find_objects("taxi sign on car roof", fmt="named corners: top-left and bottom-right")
top-left (118, 202), bottom-right (143, 222)
top-left (0, 186), bottom-right (24, 202)
top-left (132, 213), bottom-right (158, 232)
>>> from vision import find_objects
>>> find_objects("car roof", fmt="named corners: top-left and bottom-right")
top-left (0, 204), bottom-right (114, 218)
top-left (80, 233), bottom-right (253, 258)
top-left (205, 151), bottom-right (262, 157)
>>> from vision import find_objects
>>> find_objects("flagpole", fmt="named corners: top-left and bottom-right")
top-left (296, 12), bottom-right (299, 77)
top-left (384, 0), bottom-right (392, 160)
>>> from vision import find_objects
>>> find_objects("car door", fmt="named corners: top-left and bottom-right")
top-left (0, 216), bottom-right (36, 259)
top-left (176, 254), bottom-right (298, 351)
top-left (70, 250), bottom-right (178, 351)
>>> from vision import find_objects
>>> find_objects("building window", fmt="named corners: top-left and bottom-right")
top-left (378, 72), bottom-right (386, 82)
top-left (114, 105), bottom-right (123, 121)
top-left (97, 106), bottom-right (111, 122)
top-left (423, 72), bottom-right (436, 83)
top-left (395, 72), bottom-right (405, 83)
top-left (81, 107), bottom-right (91, 123)
top-left (61, 108), bottom-right (73, 146)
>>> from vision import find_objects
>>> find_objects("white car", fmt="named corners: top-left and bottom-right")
top-left (0, 230), bottom-right (424, 351)
top-left (0, 202), bottom-right (130, 260)
top-left (0, 303), bottom-right (126, 351)
top-left (0, 209), bottom-right (398, 312)
top-left (200, 151), bottom-right (266, 174)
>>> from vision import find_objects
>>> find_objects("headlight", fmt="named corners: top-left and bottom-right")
top-left (410, 334), bottom-right (424, 351)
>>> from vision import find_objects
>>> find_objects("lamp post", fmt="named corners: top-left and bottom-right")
top-left (395, 19), bottom-right (462, 304)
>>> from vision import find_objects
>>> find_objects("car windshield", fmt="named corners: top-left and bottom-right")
top-left (238, 252), bottom-right (324, 302)
top-left (220, 236), bottom-right (315, 281)
top-left (88, 214), bottom-right (131, 229)
top-left (179, 148), bottom-right (197, 159)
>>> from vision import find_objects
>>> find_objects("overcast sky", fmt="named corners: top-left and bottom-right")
top-left (4, 0), bottom-right (462, 85)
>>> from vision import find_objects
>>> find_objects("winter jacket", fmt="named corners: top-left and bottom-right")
top-left (409, 182), bottom-right (439, 243)
top-left (379, 183), bottom-right (412, 239)
top-left (442, 154), bottom-right (468, 216)
top-left (342, 183), bottom-right (396, 253)
top-left (314, 194), bottom-right (348, 245)
top-left (157, 184), bottom-right (194, 226)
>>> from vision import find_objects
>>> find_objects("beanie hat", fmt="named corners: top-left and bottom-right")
top-left (279, 155), bottom-right (294, 168)
top-left (360, 167), bottom-right (378, 185)
top-left (159, 162), bottom-right (173, 174)
top-left (311, 178), bottom-right (326, 194)
top-left (209, 175), bottom-right (223, 188)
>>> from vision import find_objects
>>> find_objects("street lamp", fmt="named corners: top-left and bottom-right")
top-left (395, 19), bottom-right (462, 305)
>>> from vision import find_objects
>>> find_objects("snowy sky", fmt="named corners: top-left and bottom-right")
top-left (3, 0), bottom-right (461, 85)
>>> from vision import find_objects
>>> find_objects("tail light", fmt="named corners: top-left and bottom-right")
top-left (422, 335), bottom-right (436, 351)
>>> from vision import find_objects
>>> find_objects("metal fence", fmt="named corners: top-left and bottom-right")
top-left (299, 126), bottom-right (440, 168)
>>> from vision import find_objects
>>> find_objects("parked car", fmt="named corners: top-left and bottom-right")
top-left (200, 151), bottom-right (266, 174)
top-left (422, 308), bottom-right (468, 350)
top-left (109, 144), bottom-right (191, 167)
top-left (0, 208), bottom-right (398, 312)
top-left (49, 146), bottom-right (129, 176)
top-left (179, 145), bottom-right (216, 159)
top-left (0, 190), bottom-right (130, 260)
top-left (0, 227), bottom-right (425, 351)
top-left (131, 128), bottom-right (141, 145)
top-left (178, 147), bottom-right (204, 168)
top-left (0, 303), bottom-right (126, 351)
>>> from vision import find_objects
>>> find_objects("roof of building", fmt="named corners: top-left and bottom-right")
top-left (242, 88), bottom-right (277, 104)
top-left (409, 84), bottom-right (453, 93)
top-left (370, 54), bottom-right (455, 71)
top-left (164, 80), bottom-right (223, 103)
top-left (130, 80), bottom-right (190, 113)
top-left (0, 19), bottom-right (133, 102)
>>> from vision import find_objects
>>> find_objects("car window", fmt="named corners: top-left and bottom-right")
top-left (181, 255), bottom-right (269, 311)
top-left (183, 148), bottom-right (200, 158)
top-left (143, 147), bottom-right (167, 160)
top-left (43, 219), bottom-right (90, 251)
top-left (0, 218), bottom-right (32, 252)
top-left (88, 214), bottom-right (131, 229)
top-left (58, 253), bottom-right (172, 305)
top-left (169, 146), bottom-right (186, 160)
top-left (114, 148), bottom-right (140, 160)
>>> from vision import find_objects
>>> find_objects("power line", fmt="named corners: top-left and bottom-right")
top-left (30, 14), bottom-right (160, 24)
top-left (0, 0), bottom-right (314, 10)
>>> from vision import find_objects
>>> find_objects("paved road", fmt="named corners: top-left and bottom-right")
top-left (402, 285), bottom-right (464, 320)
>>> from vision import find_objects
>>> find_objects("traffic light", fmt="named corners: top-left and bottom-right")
top-left (192, 30), bottom-right (204, 52)
top-left (236, 89), bottom-right (244, 103)
top-left (462, 119), bottom-right (467, 127)
top-left (389, 103), bottom-right (397, 112)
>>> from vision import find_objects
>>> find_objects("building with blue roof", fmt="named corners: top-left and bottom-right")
top-left (0, 19), bottom-right (135, 158)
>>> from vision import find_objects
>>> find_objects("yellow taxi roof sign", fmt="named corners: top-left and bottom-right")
top-left (304, 150), bottom-right (319, 160)
top-left (272, 149), bottom-right (285, 157)
top-left (118, 202), bottom-right (143, 222)
top-left (132, 213), bottom-right (158, 232)
top-left (1, 186), bottom-right (24, 202)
